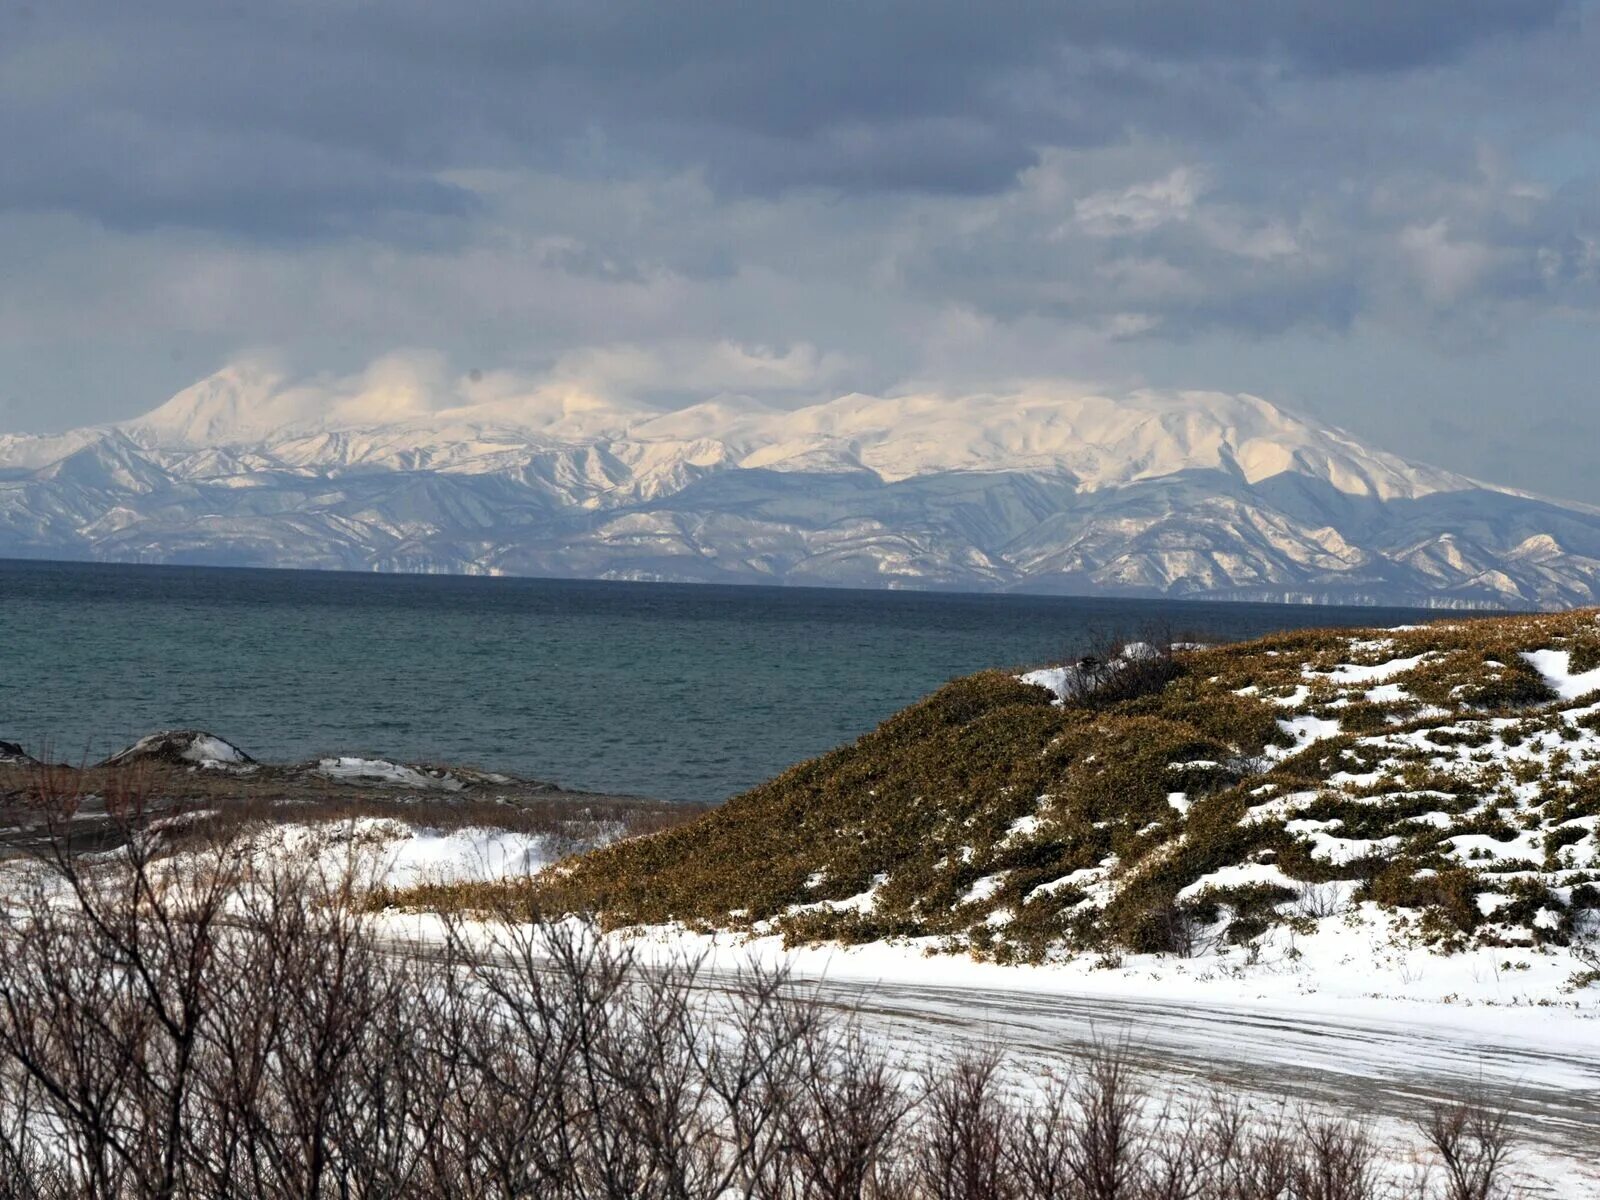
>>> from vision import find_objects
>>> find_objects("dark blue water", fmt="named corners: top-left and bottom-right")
top-left (0, 560), bottom-right (1435, 801)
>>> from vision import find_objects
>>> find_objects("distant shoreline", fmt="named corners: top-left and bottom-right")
top-left (0, 550), bottom-right (1513, 610)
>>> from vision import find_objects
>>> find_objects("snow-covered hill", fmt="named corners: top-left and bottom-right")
top-left (3, 363), bottom-right (1599, 608)
top-left (523, 610), bottom-right (1600, 1006)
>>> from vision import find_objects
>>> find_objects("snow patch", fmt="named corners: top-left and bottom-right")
top-left (1267, 715), bottom-right (1342, 761)
top-left (315, 757), bottom-right (465, 790)
top-left (1364, 682), bottom-right (1408, 704)
top-left (187, 735), bottom-right (248, 765)
top-left (1522, 649), bottom-right (1600, 700)
top-left (1026, 862), bottom-right (1115, 905)
top-left (1018, 642), bottom-right (1168, 705)
top-left (1315, 652), bottom-right (1431, 686)
top-left (1177, 863), bottom-right (1297, 900)
top-left (960, 872), bottom-right (1010, 906)
top-left (244, 819), bottom-right (553, 888)
top-left (787, 875), bottom-right (888, 917)
top-left (1001, 814), bottom-right (1042, 844)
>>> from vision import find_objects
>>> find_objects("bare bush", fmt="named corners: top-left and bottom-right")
top-left (1420, 1101), bottom-right (1516, 1200)
top-left (1065, 1044), bottom-right (1148, 1200)
top-left (1004, 1076), bottom-right (1076, 1199)
top-left (777, 1026), bottom-right (913, 1200)
top-left (1045, 623), bottom-right (1202, 711)
top-left (1294, 1116), bottom-right (1382, 1200)
top-left (914, 1048), bottom-right (1012, 1200)
top-left (1294, 881), bottom-right (1350, 921)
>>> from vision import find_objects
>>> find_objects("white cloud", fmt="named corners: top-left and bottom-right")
top-left (1072, 167), bottom-right (1206, 236)
top-left (124, 339), bottom-right (858, 447)
top-left (548, 340), bottom-right (849, 397)
top-left (1397, 220), bottom-right (1499, 305)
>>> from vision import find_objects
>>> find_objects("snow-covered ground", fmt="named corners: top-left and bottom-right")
top-left (237, 817), bottom-right (554, 888)
top-left (602, 917), bottom-right (1599, 1022)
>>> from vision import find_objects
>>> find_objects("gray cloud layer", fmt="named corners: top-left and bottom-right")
top-left (1, 0), bottom-right (1597, 499)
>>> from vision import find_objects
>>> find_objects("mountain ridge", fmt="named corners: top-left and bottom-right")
top-left (2, 366), bottom-right (1598, 608)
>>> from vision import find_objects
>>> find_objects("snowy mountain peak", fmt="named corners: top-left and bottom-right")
top-left (121, 358), bottom-right (653, 451)
top-left (686, 386), bottom-right (1471, 499)
top-left (2, 361), bottom-right (1596, 608)
top-left (126, 360), bottom-right (290, 448)
top-left (105, 363), bottom-right (1469, 505)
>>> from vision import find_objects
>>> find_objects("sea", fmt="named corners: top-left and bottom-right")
top-left (0, 559), bottom-right (1439, 803)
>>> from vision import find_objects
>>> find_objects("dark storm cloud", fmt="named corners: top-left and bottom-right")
top-left (0, 0), bottom-right (1578, 237)
top-left (0, 117), bottom-right (477, 240)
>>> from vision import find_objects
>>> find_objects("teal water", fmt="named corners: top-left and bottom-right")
top-left (0, 560), bottom-right (1435, 802)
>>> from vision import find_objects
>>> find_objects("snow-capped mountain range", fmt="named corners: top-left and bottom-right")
top-left (3, 362), bottom-right (1598, 608)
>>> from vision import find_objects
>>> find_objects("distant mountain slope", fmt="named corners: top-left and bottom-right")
top-left (3, 366), bottom-right (1599, 607)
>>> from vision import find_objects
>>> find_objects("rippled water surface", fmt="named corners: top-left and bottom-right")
top-left (0, 560), bottom-right (1434, 801)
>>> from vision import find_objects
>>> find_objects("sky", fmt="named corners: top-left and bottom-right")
top-left (1, 1), bottom-right (1597, 500)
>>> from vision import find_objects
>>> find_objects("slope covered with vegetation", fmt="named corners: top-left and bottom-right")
top-left (395, 610), bottom-right (1600, 973)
